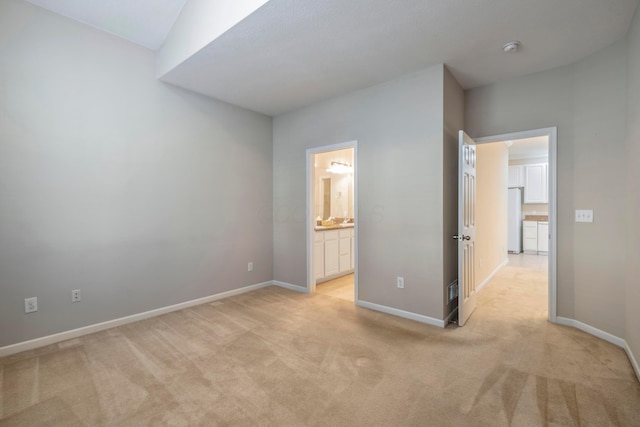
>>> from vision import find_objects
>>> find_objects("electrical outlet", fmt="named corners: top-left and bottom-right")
top-left (25, 297), bottom-right (38, 313)
top-left (248, 262), bottom-right (253, 272)
top-left (397, 276), bottom-right (404, 289)
top-left (71, 289), bottom-right (81, 303)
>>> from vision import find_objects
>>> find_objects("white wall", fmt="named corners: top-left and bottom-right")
top-left (0, 0), bottom-right (273, 348)
top-left (476, 143), bottom-right (508, 285)
top-left (274, 66), bottom-right (447, 320)
top-left (625, 7), bottom-right (640, 375)
top-left (466, 39), bottom-right (628, 338)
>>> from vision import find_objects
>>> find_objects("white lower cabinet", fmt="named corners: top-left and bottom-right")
top-left (315, 227), bottom-right (354, 283)
top-left (314, 232), bottom-right (324, 280)
top-left (523, 221), bottom-right (538, 253)
top-left (523, 220), bottom-right (548, 254)
top-left (323, 231), bottom-right (340, 277)
top-left (339, 229), bottom-right (351, 273)
top-left (537, 222), bottom-right (549, 253)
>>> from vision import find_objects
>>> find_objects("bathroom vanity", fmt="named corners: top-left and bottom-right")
top-left (314, 224), bottom-right (354, 283)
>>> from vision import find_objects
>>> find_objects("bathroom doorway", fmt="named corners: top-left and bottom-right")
top-left (306, 141), bottom-right (357, 301)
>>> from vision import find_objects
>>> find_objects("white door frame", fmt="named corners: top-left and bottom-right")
top-left (474, 127), bottom-right (557, 323)
top-left (306, 141), bottom-right (358, 298)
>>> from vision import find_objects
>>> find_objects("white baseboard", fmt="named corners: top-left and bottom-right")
top-left (556, 317), bottom-right (640, 382)
top-left (555, 317), bottom-right (626, 347)
top-left (356, 300), bottom-right (445, 328)
top-left (476, 257), bottom-right (509, 293)
top-left (624, 341), bottom-right (640, 382)
top-left (272, 281), bottom-right (308, 293)
top-left (444, 307), bottom-right (458, 326)
top-left (0, 281), bottom-right (273, 358)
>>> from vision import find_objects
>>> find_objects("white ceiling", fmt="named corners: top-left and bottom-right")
top-left (25, 0), bottom-right (188, 50)
top-left (508, 136), bottom-right (549, 160)
top-left (25, 0), bottom-right (639, 116)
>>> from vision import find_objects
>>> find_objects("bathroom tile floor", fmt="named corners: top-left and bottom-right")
top-left (315, 273), bottom-right (354, 302)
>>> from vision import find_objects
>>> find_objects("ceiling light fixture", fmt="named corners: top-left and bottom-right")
top-left (502, 41), bottom-right (521, 53)
top-left (326, 161), bottom-right (353, 174)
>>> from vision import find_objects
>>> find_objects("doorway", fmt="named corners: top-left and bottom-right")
top-left (306, 141), bottom-right (358, 301)
top-left (474, 127), bottom-right (557, 322)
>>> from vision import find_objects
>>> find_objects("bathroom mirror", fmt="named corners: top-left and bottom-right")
top-left (314, 148), bottom-right (355, 220)
top-left (321, 177), bottom-right (331, 219)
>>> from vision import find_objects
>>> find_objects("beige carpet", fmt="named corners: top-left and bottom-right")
top-left (1, 255), bottom-right (639, 426)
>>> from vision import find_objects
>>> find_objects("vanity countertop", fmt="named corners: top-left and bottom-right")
top-left (524, 215), bottom-right (549, 222)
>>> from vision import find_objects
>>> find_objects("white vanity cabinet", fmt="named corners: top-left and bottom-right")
top-left (323, 230), bottom-right (340, 277)
top-left (524, 163), bottom-right (548, 203)
top-left (339, 229), bottom-right (351, 273)
top-left (314, 232), bottom-right (325, 280)
top-left (315, 227), bottom-right (354, 283)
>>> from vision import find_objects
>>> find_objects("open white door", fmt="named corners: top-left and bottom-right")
top-left (455, 131), bottom-right (477, 326)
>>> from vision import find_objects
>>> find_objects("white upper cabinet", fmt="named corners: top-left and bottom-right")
top-left (508, 165), bottom-right (525, 188)
top-left (524, 163), bottom-right (548, 204)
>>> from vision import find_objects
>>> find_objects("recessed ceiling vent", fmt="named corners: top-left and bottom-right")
top-left (502, 41), bottom-right (521, 53)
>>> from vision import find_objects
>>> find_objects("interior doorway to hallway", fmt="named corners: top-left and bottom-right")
top-left (306, 141), bottom-right (358, 301)
top-left (473, 128), bottom-right (557, 322)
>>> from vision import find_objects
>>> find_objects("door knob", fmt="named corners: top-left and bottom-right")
top-left (452, 235), bottom-right (470, 241)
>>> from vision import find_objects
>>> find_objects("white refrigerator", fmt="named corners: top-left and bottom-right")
top-left (508, 188), bottom-right (522, 253)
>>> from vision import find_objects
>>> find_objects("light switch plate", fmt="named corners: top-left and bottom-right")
top-left (575, 210), bottom-right (594, 223)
